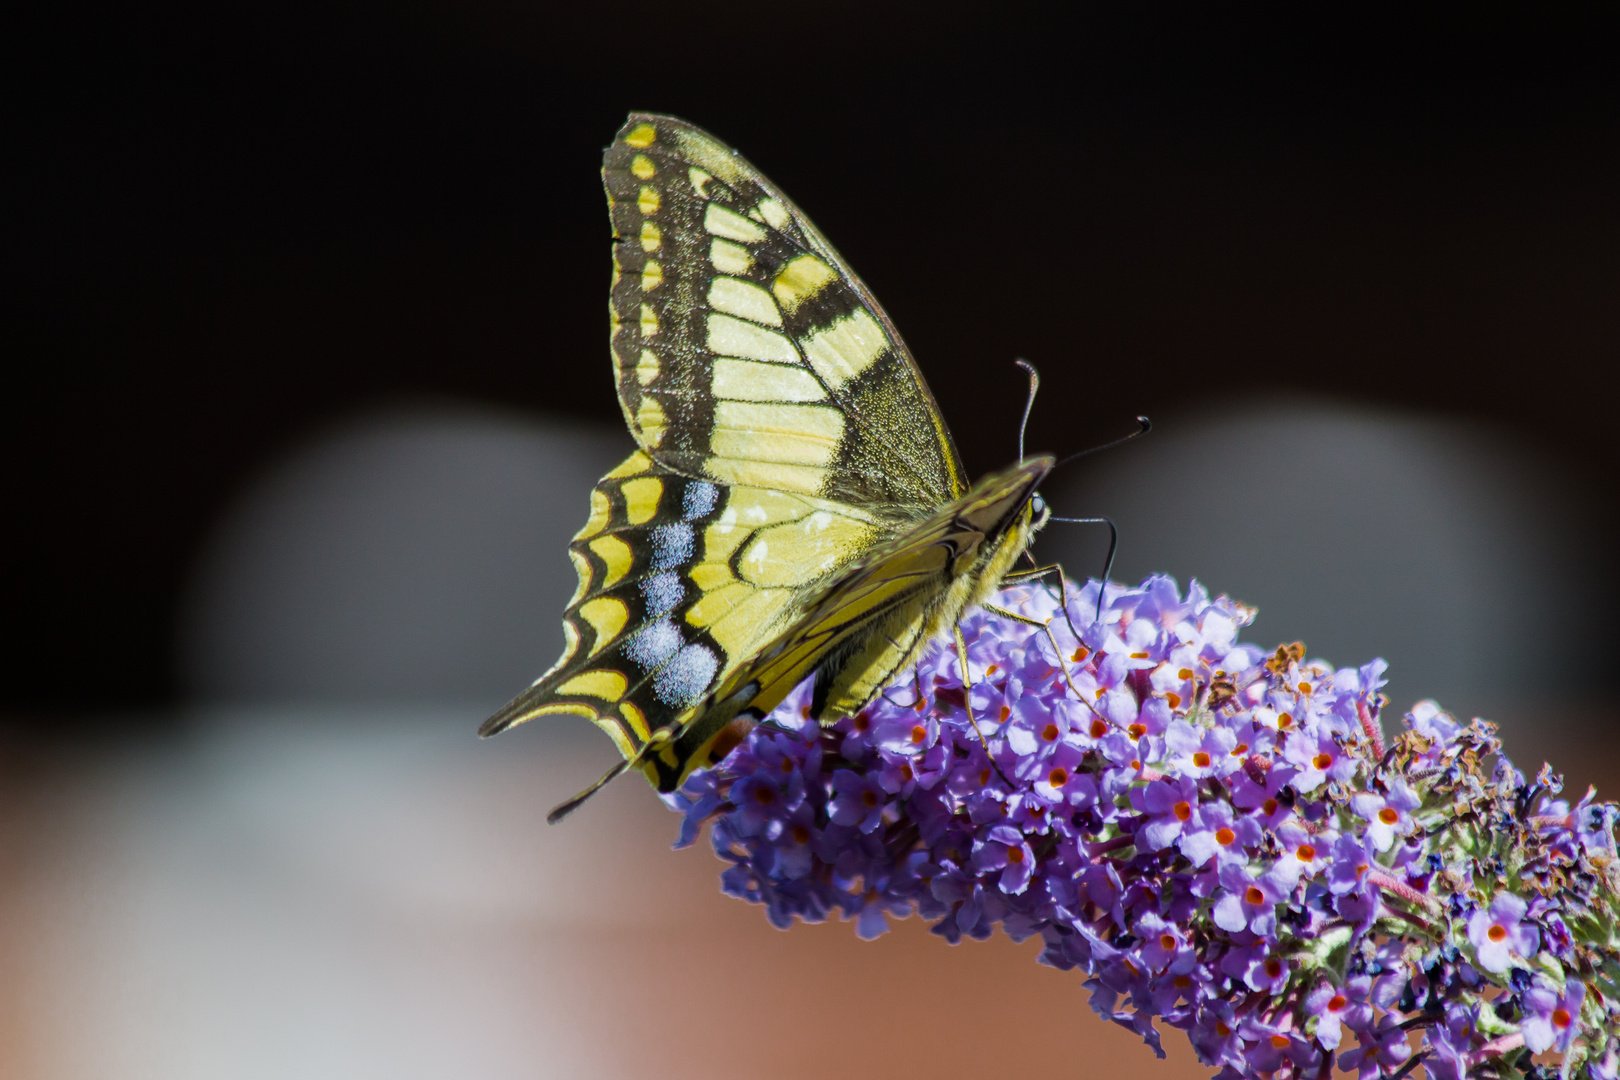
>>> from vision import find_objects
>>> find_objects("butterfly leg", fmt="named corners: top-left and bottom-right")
top-left (546, 726), bottom-right (677, 824)
top-left (1001, 560), bottom-right (1086, 644)
top-left (953, 623), bottom-right (1011, 784)
top-left (981, 598), bottom-right (1111, 730)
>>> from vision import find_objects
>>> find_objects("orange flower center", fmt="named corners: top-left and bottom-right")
top-left (1378, 807), bottom-right (1399, 825)
top-left (910, 724), bottom-right (928, 744)
top-left (1043, 723), bottom-right (1061, 742)
top-left (1048, 767), bottom-right (1069, 787)
top-left (1488, 923), bottom-right (1508, 943)
top-left (1128, 723), bottom-right (1147, 739)
top-left (1262, 798), bottom-right (1279, 816)
top-left (1160, 933), bottom-right (1177, 950)
top-left (1297, 844), bottom-right (1316, 862)
top-left (1173, 801), bottom-right (1192, 822)
top-left (1245, 886), bottom-right (1265, 905)
top-left (1278, 712), bottom-right (1293, 729)
top-left (1072, 646), bottom-right (1089, 662)
top-left (1192, 752), bottom-right (1211, 768)
top-left (791, 825), bottom-right (811, 844)
top-left (1166, 692), bottom-right (1182, 709)
top-left (1006, 846), bottom-right (1024, 864)
top-left (1089, 720), bottom-right (1109, 738)
top-left (1327, 995), bottom-right (1347, 1012)
top-left (1216, 828), bottom-right (1236, 846)
top-left (861, 790), bottom-right (879, 809)
top-left (1554, 1008), bottom-right (1572, 1029)
top-left (1178, 668), bottom-right (1194, 680)
top-left (1313, 752), bottom-right (1332, 770)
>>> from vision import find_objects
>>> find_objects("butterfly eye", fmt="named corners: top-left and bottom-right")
top-left (1030, 493), bottom-right (1047, 517)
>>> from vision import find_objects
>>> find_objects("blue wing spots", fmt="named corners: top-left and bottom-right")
top-left (641, 571), bottom-right (684, 619)
top-left (626, 618), bottom-right (683, 670)
top-left (655, 644), bottom-right (719, 708)
top-left (683, 480), bottom-right (719, 520)
top-left (649, 522), bottom-right (695, 572)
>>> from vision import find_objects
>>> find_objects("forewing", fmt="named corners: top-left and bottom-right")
top-left (603, 113), bottom-right (966, 513)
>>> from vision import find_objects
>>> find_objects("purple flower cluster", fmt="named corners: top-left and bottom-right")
top-left (666, 576), bottom-right (1620, 1080)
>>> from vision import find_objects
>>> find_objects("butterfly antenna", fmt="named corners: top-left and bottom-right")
top-left (1014, 359), bottom-right (1040, 460)
top-left (1053, 416), bottom-right (1152, 470)
top-left (1046, 515), bottom-right (1118, 622)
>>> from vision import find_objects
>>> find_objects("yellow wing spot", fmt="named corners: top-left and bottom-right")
top-left (637, 185), bottom-right (661, 215)
top-left (578, 597), bottom-right (630, 655)
top-left (611, 251), bottom-right (622, 289)
top-left (712, 401), bottom-right (845, 467)
top-left (619, 701), bottom-right (651, 742)
top-left (605, 450), bottom-right (652, 479)
top-left (635, 395), bottom-right (666, 448)
top-left (621, 476), bottom-right (664, 525)
top-left (639, 221), bottom-right (661, 252)
top-left (801, 308), bottom-right (887, 389)
top-left (557, 669), bottom-right (629, 700)
top-left (706, 313), bottom-right (799, 364)
top-left (588, 534), bottom-right (634, 588)
top-left (708, 277), bottom-right (783, 327)
top-left (709, 238), bottom-right (753, 276)
top-left (635, 348), bottom-right (660, 386)
top-left (688, 167), bottom-right (712, 195)
top-left (625, 123), bottom-right (657, 149)
top-left (772, 255), bottom-right (838, 315)
top-left (639, 303), bottom-right (659, 337)
top-left (689, 561), bottom-right (735, 590)
top-left (609, 300), bottom-right (621, 340)
top-left (713, 356), bottom-right (826, 402)
top-left (641, 259), bottom-right (664, 291)
top-left (577, 487), bottom-right (613, 539)
top-left (567, 548), bottom-right (592, 606)
top-left (631, 154), bottom-right (655, 180)
top-left (755, 197), bottom-right (790, 230)
top-left (704, 203), bottom-right (767, 244)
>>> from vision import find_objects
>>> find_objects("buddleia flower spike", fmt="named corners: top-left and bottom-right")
top-left (665, 574), bottom-right (1620, 1080)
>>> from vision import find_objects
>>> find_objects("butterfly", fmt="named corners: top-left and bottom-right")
top-left (481, 114), bottom-right (1061, 822)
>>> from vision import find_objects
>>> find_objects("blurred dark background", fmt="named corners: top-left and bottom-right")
top-left (8, 0), bottom-right (1619, 721)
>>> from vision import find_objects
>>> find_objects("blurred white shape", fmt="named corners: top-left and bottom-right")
top-left (1036, 397), bottom-right (1599, 748)
top-left (180, 403), bottom-right (631, 705)
top-left (14, 707), bottom-right (713, 1080)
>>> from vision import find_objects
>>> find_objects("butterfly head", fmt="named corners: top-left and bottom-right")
top-left (1028, 491), bottom-right (1052, 530)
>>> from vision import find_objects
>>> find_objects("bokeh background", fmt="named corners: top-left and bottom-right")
top-left (6, 2), bottom-right (1618, 1076)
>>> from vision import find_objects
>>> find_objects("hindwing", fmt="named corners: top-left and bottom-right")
top-left (479, 447), bottom-right (890, 786)
top-left (602, 114), bottom-right (966, 512)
